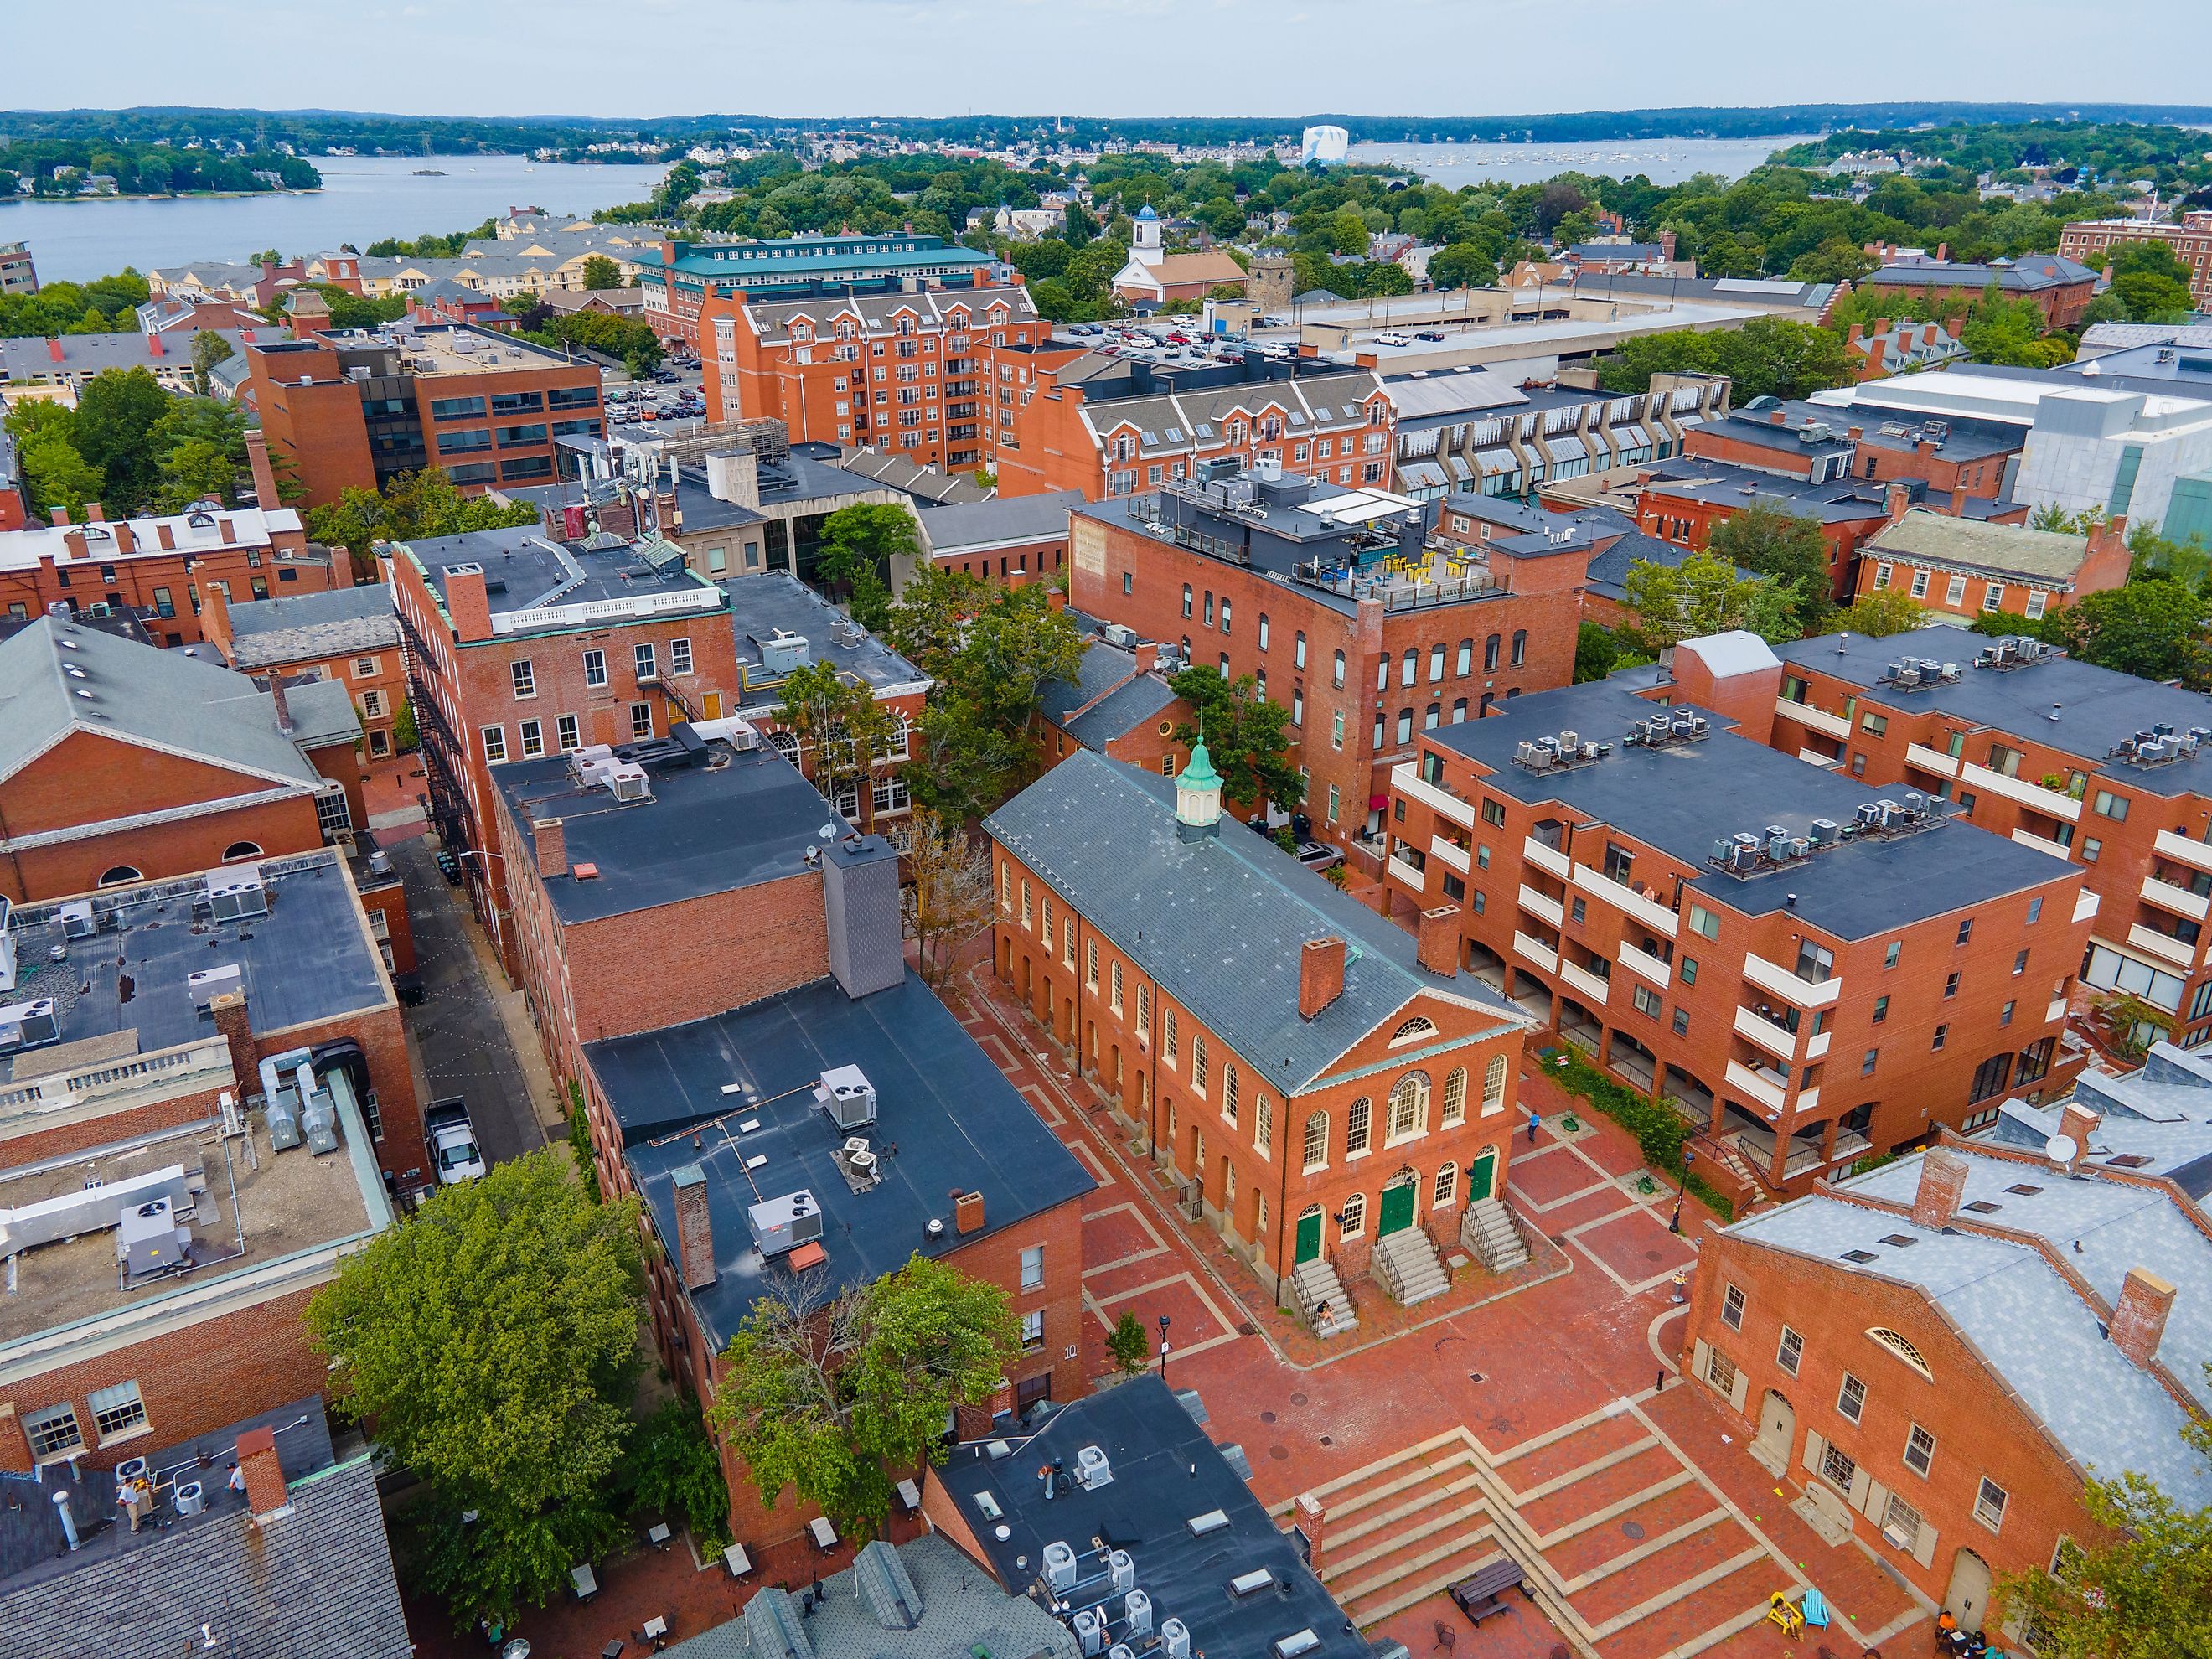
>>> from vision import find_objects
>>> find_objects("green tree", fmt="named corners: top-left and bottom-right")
top-left (1788, 237), bottom-right (1879, 285)
top-left (710, 1254), bottom-right (1021, 1537)
top-left (814, 502), bottom-right (920, 594)
top-left (70, 366), bottom-right (173, 512)
top-left (1106, 1312), bottom-right (1151, 1376)
top-left (306, 1150), bottom-right (643, 1631)
top-left (393, 694), bottom-right (419, 753)
top-left (1427, 241), bottom-right (1500, 291)
top-left (2056, 581), bottom-right (2212, 687)
top-left (1833, 587), bottom-right (1930, 637)
top-left (618, 1397), bottom-right (731, 1552)
top-left (189, 328), bottom-right (234, 395)
top-left (16, 432), bottom-right (106, 521)
top-left (1166, 668), bottom-right (1303, 816)
top-left (1995, 1373), bottom-right (2212, 1659)
top-left (1623, 553), bottom-right (1801, 650)
top-left (776, 656), bottom-right (897, 829)
top-left (1707, 503), bottom-right (1834, 632)
top-left (1574, 620), bottom-right (1651, 683)
top-left (2108, 240), bottom-right (2198, 323)
top-left (1961, 291), bottom-right (2070, 367)
top-left (580, 254), bottom-right (623, 291)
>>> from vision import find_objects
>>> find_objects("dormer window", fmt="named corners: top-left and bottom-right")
top-left (791, 322), bottom-right (813, 343)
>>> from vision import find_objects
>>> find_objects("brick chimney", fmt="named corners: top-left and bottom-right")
top-left (209, 990), bottom-right (257, 1093)
top-left (49, 506), bottom-right (69, 526)
top-left (1911, 1147), bottom-right (1969, 1230)
top-left (1300, 936), bottom-right (1346, 1020)
top-left (1416, 905), bottom-right (1462, 976)
top-left (61, 527), bottom-right (88, 561)
top-left (954, 1190), bottom-right (985, 1234)
top-left (45, 338), bottom-right (63, 363)
top-left (1884, 483), bottom-right (1912, 524)
top-left (535, 816), bottom-right (569, 879)
top-left (268, 676), bottom-right (292, 736)
top-left (85, 503), bottom-right (105, 524)
top-left (1658, 230), bottom-right (1676, 263)
top-left (442, 566), bottom-right (494, 641)
top-left (157, 522), bottom-right (175, 550)
top-left (1132, 642), bottom-right (1158, 675)
top-left (1847, 323), bottom-right (1864, 346)
top-left (113, 523), bottom-right (134, 555)
top-left (2060, 1100), bottom-right (2103, 1168)
top-left (1767, 406), bottom-right (1787, 426)
top-left (672, 1164), bottom-right (716, 1289)
top-left (233, 1425), bottom-right (292, 1523)
top-left (244, 427), bottom-right (281, 510)
top-left (2110, 1267), bottom-right (2176, 1370)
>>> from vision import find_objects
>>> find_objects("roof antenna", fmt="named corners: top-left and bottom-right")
top-left (1835, 631), bottom-right (1850, 655)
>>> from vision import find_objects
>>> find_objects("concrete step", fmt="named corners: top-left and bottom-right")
top-left (1461, 1198), bottom-right (1531, 1272)
top-left (1371, 1227), bottom-right (1450, 1308)
top-left (1289, 1257), bottom-right (1359, 1338)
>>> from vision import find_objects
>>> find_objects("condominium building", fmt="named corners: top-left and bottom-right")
top-left (1393, 370), bottom-right (1729, 501)
top-left (1385, 633), bottom-right (2093, 1200)
top-left (640, 233), bottom-right (997, 348)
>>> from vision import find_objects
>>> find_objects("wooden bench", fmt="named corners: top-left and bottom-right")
top-left (1447, 1558), bottom-right (1528, 1625)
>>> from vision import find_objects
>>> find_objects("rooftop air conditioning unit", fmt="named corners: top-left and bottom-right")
top-left (1101, 623), bottom-right (1139, 648)
top-left (206, 868), bottom-right (267, 923)
top-left (0, 998), bottom-right (60, 1056)
top-left (188, 964), bottom-right (244, 1008)
top-left (605, 762), bottom-right (649, 802)
top-left (57, 901), bottom-right (96, 939)
top-left (760, 630), bottom-right (811, 674)
top-left (814, 1064), bottom-right (877, 1129)
top-left (747, 1191), bottom-right (822, 1258)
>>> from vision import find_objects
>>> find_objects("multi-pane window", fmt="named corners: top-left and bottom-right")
top-left (556, 715), bottom-right (581, 752)
top-left (1346, 1097), bottom-right (1372, 1155)
top-left (635, 643), bottom-right (659, 680)
top-left (1975, 1476), bottom-right (2008, 1532)
top-left (1721, 1284), bottom-right (1745, 1331)
top-left (1021, 878), bottom-right (1032, 928)
top-left (1388, 1074), bottom-right (1425, 1140)
top-left (1440, 1067), bottom-right (1466, 1125)
top-left (1883, 1491), bottom-right (1924, 1543)
top-left (1777, 1326), bottom-right (1803, 1377)
top-left (631, 704), bottom-right (654, 740)
top-left (1222, 1065), bottom-right (1239, 1126)
top-left (1040, 892), bottom-right (1052, 942)
top-left (90, 1381), bottom-right (147, 1441)
top-left (1110, 960), bottom-right (1124, 1013)
top-left (1086, 939), bottom-right (1099, 991)
top-left (1481, 1054), bottom-right (1507, 1114)
top-left (1301, 1111), bottom-right (1328, 1171)
top-left (1062, 918), bottom-right (1075, 969)
top-left (1021, 1310), bottom-right (1045, 1347)
top-left (1822, 1441), bottom-right (1858, 1491)
top-left (1255, 1093), bottom-right (1273, 1155)
top-left (481, 726), bottom-right (508, 763)
top-left (1904, 1424), bottom-right (1936, 1478)
top-left (1191, 1035), bottom-right (1209, 1096)
top-left (519, 719), bottom-right (545, 757)
top-left (511, 659), bottom-right (536, 699)
top-left (1163, 1006), bottom-right (1179, 1065)
top-left (1137, 984), bottom-right (1151, 1043)
top-left (22, 1403), bottom-right (83, 1460)
top-left (1339, 1193), bottom-right (1366, 1238)
top-left (1704, 1346), bottom-right (1738, 1396)
top-left (1434, 1163), bottom-right (1458, 1207)
top-left (583, 648), bottom-right (607, 688)
top-left (1020, 1245), bottom-right (1045, 1290)
top-left (671, 638), bottom-right (694, 674)
top-left (1837, 1372), bottom-right (1868, 1424)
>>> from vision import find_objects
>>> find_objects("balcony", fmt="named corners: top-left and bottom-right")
top-left (1513, 931), bottom-right (1559, 973)
top-left (1743, 952), bottom-right (1843, 1008)
top-left (2075, 888), bottom-right (2101, 923)
top-left (1734, 1004), bottom-right (1799, 1062)
top-left (1618, 939), bottom-right (1672, 985)
top-left (2127, 923), bottom-right (2197, 969)
top-left (1806, 1030), bottom-right (1832, 1062)
top-left (2011, 827), bottom-right (2073, 861)
top-left (1796, 1085), bottom-right (1821, 1117)
top-left (1429, 835), bottom-right (1471, 876)
top-left (1572, 864), bottom-right (1679, 938)
top-left (1560, 957), bottom-right (1611, 1007)
top-left (1959, 762), bottom-right (2082, 822)
top-left (2142, 874), bottom-right (2212, 923)
top-left (2155, 828), bottom-right (2212, 876)
top-left (1905, 742), bottom-right (1961, 778)
top-left (1518, 884), bottom-right (1565, 928)
top-left (1388, 851), bottom-right (1426, 892)
top-left (1776, 698), bottom-right (1849, 739)
top-left (1393, 762), bottom-right (1476, 830)
top-left (2047, 995), bottom-right (2070, 1025)
top-left (1726, 1059), bottom-right (1789, 1114)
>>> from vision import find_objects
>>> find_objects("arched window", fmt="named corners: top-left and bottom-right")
top-left (1451, 698), bottom-right (1468, 724)
top-left (1300, 1111), bottom-right (1330, 1171)
top-left (1481, 1053), bottom-right (1508, 1114)
top-left (1424, 702), bottom-right (1440, 731)
top-left (1511, 629), bottom-right (1527, 667)
top-left (768, 729), bottom-right (801, 765)
top-left (1345, 1097), bottom-right (1372, 1155)
top-left (1390, 1016), bottom-right (1438, 1045)
top-left (97, 866), bottom-right (143, 887)
top-left (1434, 1161), bottom-right (1459, 1207)
top-left (1868, 1327), bottom-right (1933, 1380)
top-left (1440, 1067), bottom-right (1467, 1125)
top-left (1455, 638), bottom-right (1473, 676)
top-left (1388, 1073), bottom-right (1429, 1140)
top-left (220, 841), bottom-right (263, 862)
top-left (1484, 633), bottom-right (1501, 672)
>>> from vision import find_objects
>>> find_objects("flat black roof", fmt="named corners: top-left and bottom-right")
top-left (600, 973), bottom-right (1094, 1342)
top-left (1432, 675), bottom-right (2077, 938)
top-left (1640, 460), bottom-right (1905, 525)
top-left (401, 522), bottom-right (726, 625)
top-left (496, 741), bottom-right (841, 924)
top-left (934, 1377), bottom-right (1368, 1659)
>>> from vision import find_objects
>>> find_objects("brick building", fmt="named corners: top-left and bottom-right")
top-left (1855, 250), bottom-right (2101, 329)
top-left (1429, 494), bottom-right (1708, 634)
top-left (1854, 510), bottom-right (2132, 623)
top-left (0, 617), bottom-right (364, 904)
top-left (199, 581), bottom-right (408, 760)
top-left (907, 490), bottom-right (1083, 587)
top-left (0, 850), bottom-right (425, 1481)
top-left (1385, 633), bottom-right (2092, 1200)
top-left (0, 501), bottom-right (340, 646)
top-left (986, 747), bottom-right (1533, 1326)
top-left (1034, 633), bottom-right (1191, 778)
top-left (1842, 316), bottom-right (1967, 382)
top-left (386, 521), bottom-right (738, 975)
top-left (245, 317), bottom-right (603, 509)
top-left (2059, 210), bottom-right (2212, 308)
top-left (1067, 468), bottom-right (1590, 862)
top-left (641, 233), bottom-right (998, 349)
top-left (700, 283), bottom-right (1045, 473)
top-left (1393, 372), bottom-right (1730, 503)
top-left (1774, 624), bottom-right (2212, 1050)
top-left (1683, 1137), bottom-right (2209, 1637)
top-left (998, 354), bottom-right (1396, 503)
top-left (1680, 403), bottom-right (2024, 507)
top-left (1109, 208), bottom-right (1253, 305)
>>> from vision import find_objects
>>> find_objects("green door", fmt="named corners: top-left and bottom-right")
top-left (1378, 1181), bottom-right (1417, 1236)
top-left (1293, 1209), bottom-right (1324, 1264)
top-left (1467, 1148), bottom-right (1497, 1203)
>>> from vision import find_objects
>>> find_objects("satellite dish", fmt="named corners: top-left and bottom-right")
top-left (2046, 1133), bottom-right (2079, 1167)
top-left (819, 824), bottom-right (839, 840)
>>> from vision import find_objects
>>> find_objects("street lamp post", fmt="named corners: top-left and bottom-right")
top-left (1671, 1145), bottom-right (1695, 1234)
top-left (1157, 1314), bottom-right (1171, 1387)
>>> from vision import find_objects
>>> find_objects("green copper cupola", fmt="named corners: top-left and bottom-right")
top-left (1175, 739), bottom-right (1223, 840)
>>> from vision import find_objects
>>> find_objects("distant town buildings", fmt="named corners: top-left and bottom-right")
top-left (2059, 209), bottom-right (2212, 309)
top-left (0, 240), bottom-right (37, 297)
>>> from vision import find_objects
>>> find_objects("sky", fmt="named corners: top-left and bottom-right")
top-left (18, 0), bottom-right (2212, 120)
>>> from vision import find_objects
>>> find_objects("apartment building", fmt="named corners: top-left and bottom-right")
top-left (987, 748), bottom-right (1532, 1324)
top-left (0, 241), bottom-right (36, 297)
top-left (1684, 1137), bottom-right (2208, 1638)
top-left (0, 500), bottom-right (340, 644)
top-left (998, 352), bottom-right (1396, 502)
top-left (1683, 401), bottom-right (2024, 506)
top-left (1854, 510), bottom-right (2131, 622)
top-left (640, 233), bottom-right (998, 349)
top-left (245, 315), bottom-right (603, 509)
top-left (0, 316), bottom-right (260, 402)
top-left (1067, 465), bottom-right (1589, 861)
top-left (2058, 209), bottom-right (2212, 308)
top-left (199, 582), bottom-right (408, 760)
top-left (1385, 633), bottom-right (2092, 1200)
top-left (1393, 371), bottom-right (1729, 501)
top-left (1773, 624), bottom-right (2212, 1049)
top-left (699, 283), bottom-right (1046, 473)
top-left (385, 522), bottom-right (738, 975)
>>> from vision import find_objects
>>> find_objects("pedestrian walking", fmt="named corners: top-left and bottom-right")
top-left (1526, 1109), bottom-right (1540, 1145)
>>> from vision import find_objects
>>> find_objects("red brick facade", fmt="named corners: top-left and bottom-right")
top-left (198, 583), bottom-right (409, 761)
top-left (2060, 211), bottom-right (2212, 308)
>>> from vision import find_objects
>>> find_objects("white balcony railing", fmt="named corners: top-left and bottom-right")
top-left (1726, 1059), bottom-right (1789, 1114)
top-left (1559, 958), bottom-right (1612, 1007)
top-left (1518, 885), bottom-right (1565, 928)
top-left (2127, 923), bottom-right (2196, 969)
top-left (1806, 1030), bottom-right (1832, 1062)
top-left (1905, 742), bottom-right (1961, 778)
top-left (1743, 951), bottom-right (1843, 1008)
top-left (1618, 939), bottom-right (1672, 986)
top-left (1523, 836), bottom-right (1570, 879)
top-left (1388, 852), bottom-right (1426, 892)
top-left (2011, 827), bottom-right (2073, 861)
top-left (1796, 1085), bottom-right (1822, 1117)
top-left (1572, 864), bottom-right (1679, 938)
top-left (1959, 762), bottom-right (2081, 823)
top-left (2047, 995), bottom-right (2070, 1025)
top-left (1429, 835), bottom-right (1472, 876)
top-left (2075, 887), bottom-right (2101, 923)
top-left (2142, 874), bottom-right (2212, 923)
top-left (1734, 1004), bottom-right (1799, 1062)
top-left (2155, 828), bottom-right (2212, 876)
top-left (1776, 698), bottom-right (1849, 739)
top-left (1513, 931), bottom-right (1559, 973)
top-left (1391, 762), bottom-right (1477, 830)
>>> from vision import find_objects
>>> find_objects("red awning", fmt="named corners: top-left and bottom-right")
top-left (1367, 793), bottom-right (1390, 809)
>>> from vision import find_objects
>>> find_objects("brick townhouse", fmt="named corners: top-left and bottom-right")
top-left (998, 352), bottom-right (1398, 502)
top-left (1683, 1134), bottom-right (2209, 1639)
top-left (1385, 633), bottom-right (2092, 1201)
top-left (1774, 624), bottom-right (2212, 1051)
top-left (986, 747), bottom-right (1534, 1330)
top-left (385, 521), bottom-right (737, 976)
top-left (199, 581), bottom-right (409, 760)
top-left (1067, 466), bottom-right (1589, 865)
top-left (491, 730), bottom-right (1094, 1543)
top-left (0, 848), bottom-right (425, 1479)
top-left (1853, 510), bottom-right (2132, 623)
top-left (0, 617), bottom-right (364, 904)
top-left (2059, 209), bottom-right (2212, 308)
top-left (1681, 402), bottom-right (2024, 508)
top-left (700, 283), bottom-right (1046, 474)
top-left (0, 500), bottom-right (343, 646)
top-left (640, 233), bottom-right (997, 349)
top-left (1034, 630), bottom-right (1192, 778)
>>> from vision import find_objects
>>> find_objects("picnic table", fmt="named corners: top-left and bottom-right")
top-left (724, 1542), bottom-right (753, 1579)
top-left (809, 1516), bottom-right (839, 1551)
top-left (571, 1563), bottom-right (598, 1602)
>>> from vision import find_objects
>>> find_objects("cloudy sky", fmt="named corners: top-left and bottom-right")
top-left (21, 0), bottom-right (2212, 119)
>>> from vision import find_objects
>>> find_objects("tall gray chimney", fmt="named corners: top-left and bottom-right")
top-left (822, 833), bottom-right (903, 999)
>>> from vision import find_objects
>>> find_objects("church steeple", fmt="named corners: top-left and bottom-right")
top-left (1175, 740), bottom-right (1222, 841)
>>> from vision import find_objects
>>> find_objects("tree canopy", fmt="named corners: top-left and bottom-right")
top-left (1622, 553), bottom-right (1801, 649)
top-left (3, 374), bottom-right (251, 519)
top-left (306, 468), bottom-right (540, 563)
top-left (2054, 581), bottom-right (2212, 688)
top-left (1707, 502), bottom-right (1835, 632)
top-left (1166, 668), bottom-right (1303, 816)
top-left (1832, 587), bottom-right (1930, 637)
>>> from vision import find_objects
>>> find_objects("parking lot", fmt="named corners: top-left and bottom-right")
top-left (605, 349), bottom-right (706, 430)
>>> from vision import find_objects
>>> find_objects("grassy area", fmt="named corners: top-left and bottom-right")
top-left (1539, 1046), bottom-right (1734, 1222)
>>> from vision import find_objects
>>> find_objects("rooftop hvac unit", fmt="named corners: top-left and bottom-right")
top-left (1124, 1591), bottom-right (1154, 1636)
top-left (1808, 818), bottom-right (1839, 846)
top-left (1557, 730), bottom-right (1580, 752)
top-left (188, 964), bottom-right (244, 1008)
top-left (117, 1196), bottom-right (188, 1280)
top-left (1855, 803), bottom-right (1882, 829)
top-left (0, 998), bottom-right (59, 1056)
top-left (57, 901), bottom-right (96, 939)
top-left (173, 1481), bottom-right (209, 1518)
top-left (1042, 1540), bottom-right (1078, 1593)
top-left (747, 1190), bottom-right (822, 1258)
top-left (1160, 1620), bottom-right (1192, 1659)
top-left (266, 1086), bottom-right (304, 1151)
top-left (814, 1064), bottom-right (877, 1129)
top-left (1077, 1445), bottom-right (1114, 1491)
top-left (1074, 1612), bottom-right (1104, 1657)
top-left (1106, 1547), bottom-right (1134, 1591)
top-left (1877, 798), bottom-right (1904, 828)
top-left (759, 629), bottom-right (811, 674)
top-left (301, 1088), bottom-right (341, 1155)
top-left (1101, 623), bottom-right (1139, 648)
top-left (1904, 792), bottom-right (1927, 817)
top-left (206, 868), bottom-right (267, 923)
top-left (605, 762), bottom-right (650, 802)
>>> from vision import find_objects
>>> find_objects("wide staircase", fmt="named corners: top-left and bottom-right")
top-left (1370, 1226), bottom-right (1449, 1309)
top-left (1289, 1256), bottom-right (1358, 1338)
top-left (1460, 1197), bottom-right (1529, 1273)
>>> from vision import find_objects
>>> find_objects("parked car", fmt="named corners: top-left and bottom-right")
top-left (1373, 332), bottom-right (1413, 348)
top-left (1295, 841), bottom-right (1344, 874)
top-left (425, 1098), bottom-right (486, 1186)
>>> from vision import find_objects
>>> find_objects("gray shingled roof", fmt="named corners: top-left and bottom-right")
top-left (0, 616), bottom-right (325, 788)
top-left (221, 582), bottom-right (401, 669)
top-left (915, 489), bottom-right (1081, 552)
top-left (1038, 638), bottom-right (1140, 726)
top-left (1067, 673), bottom-right (1179, 750)
top-left (985, 752), bottom-right (1527, 1093)
top-left (1865, 509), bottom-right (2095, 584)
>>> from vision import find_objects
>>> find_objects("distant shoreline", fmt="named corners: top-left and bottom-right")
top-left (0, 188), bottom-right (323, 205)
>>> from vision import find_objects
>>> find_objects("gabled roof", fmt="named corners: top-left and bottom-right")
top-left (985, 752), bottom-right (1527, 1093)
top-left (1865, 509), bottom-right (2096, 585)
top-left (0, 617), bottom-right (326, 791)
